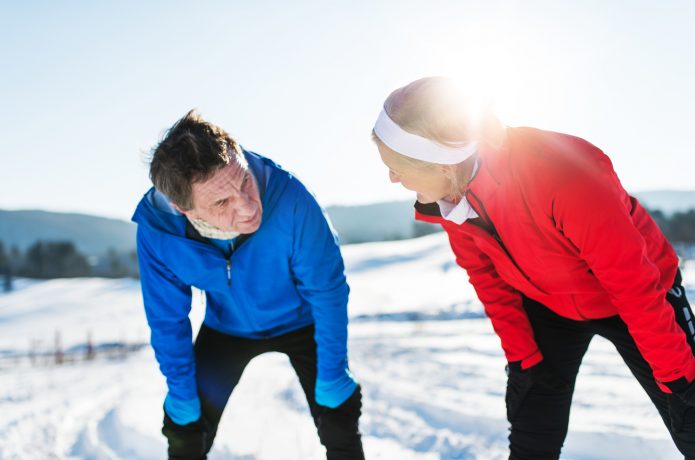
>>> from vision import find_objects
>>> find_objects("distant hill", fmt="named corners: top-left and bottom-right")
top-left (1, 190), bottom-right (694, 255)
top-left (326, 201), bottom-right (422, 244)
top-left (0, 210), bottom-right (136, 256)
top-left (0, 202), bottom-right (422, 254)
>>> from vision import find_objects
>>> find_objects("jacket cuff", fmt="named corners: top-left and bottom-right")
top-left (520, 350), bottom-right (544, 370)
top-left (658, 361), bottom-right (695, 394)
top-left (315, 370), bottom-right (357, 408)
top-left (164, 393), bottom-right (201, 425)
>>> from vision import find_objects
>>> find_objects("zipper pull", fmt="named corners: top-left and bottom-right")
top-left (226, 241), bottom-right (234, 288)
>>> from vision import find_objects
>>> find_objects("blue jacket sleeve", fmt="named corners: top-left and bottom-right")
top-left (136, 225), bottom-right (198, 402)
top-left (291, 185), bottom-right (351, 381)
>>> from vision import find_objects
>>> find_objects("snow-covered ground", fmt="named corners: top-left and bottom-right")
top-left (0, 233), bottom-right (688, 459)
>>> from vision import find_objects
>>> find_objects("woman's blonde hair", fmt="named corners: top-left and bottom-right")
top-left (373, 76), bottom-right (505, 197)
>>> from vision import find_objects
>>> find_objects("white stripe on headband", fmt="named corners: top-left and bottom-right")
top-left (373, 109), bottom-right (477, 165)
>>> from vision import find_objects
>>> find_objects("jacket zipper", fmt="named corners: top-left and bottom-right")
top-left (464, 190), bottom-right (532, 282)
top-left (226, 240), bottom-right (235, 288)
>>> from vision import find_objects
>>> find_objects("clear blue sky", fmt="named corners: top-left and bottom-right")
top-left (2, 1), bottom-right (694, 221)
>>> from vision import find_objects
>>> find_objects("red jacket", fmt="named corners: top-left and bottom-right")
top-left (415, 127), bottom-right (695, 391)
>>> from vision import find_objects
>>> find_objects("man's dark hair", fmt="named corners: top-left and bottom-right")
top-left (149, 109), bottom-right (242, 210)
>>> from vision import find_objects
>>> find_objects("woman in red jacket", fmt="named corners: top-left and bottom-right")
top-left (372, 77), bottom-right (695, 459)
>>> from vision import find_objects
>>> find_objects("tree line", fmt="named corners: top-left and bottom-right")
top-left (649, 209), bottom-right (695, 244)
top-left (0, 240), bottom-right (138, 283)
top-left (1, 208), bottom-right (695, 285)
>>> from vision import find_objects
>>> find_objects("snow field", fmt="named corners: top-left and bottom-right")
top-left (0, 233), bottom-right (687, 459)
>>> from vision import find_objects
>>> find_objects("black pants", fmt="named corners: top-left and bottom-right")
top-left (507, 272), bottom-right (695, 460)
top-left (162, 324), bottom-right (365, 460)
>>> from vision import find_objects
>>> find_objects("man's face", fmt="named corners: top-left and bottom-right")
top-left (182, 160), bottom-right (263, 234)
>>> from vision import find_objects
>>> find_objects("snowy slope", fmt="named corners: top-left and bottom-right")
top-left (0, 233), bottom-right (686, 459)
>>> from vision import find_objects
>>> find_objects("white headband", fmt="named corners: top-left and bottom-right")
top-left (373, 109), bottom-right (477, 165)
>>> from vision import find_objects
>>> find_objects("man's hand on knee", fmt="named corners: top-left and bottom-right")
top-left (162, 394), bottom-right (209, 459)
top-left (162, 410), bottom-right (210, 459)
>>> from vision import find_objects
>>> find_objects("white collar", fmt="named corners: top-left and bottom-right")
top-left (436, 160), bottom-right (480, 224)
top-left (436, 197), bottom-right (478, 224)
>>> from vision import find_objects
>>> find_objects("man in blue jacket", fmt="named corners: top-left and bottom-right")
top-left (132, 110), bottom-right (364, 459)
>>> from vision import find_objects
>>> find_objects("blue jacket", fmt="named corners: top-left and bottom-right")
top-left (132, 151), bottom-right (350, 403)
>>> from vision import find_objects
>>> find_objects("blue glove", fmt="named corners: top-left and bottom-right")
top-left (164, 393), bottom-right (201, 426)
top-left (315, 369), bottom-right (358, 408)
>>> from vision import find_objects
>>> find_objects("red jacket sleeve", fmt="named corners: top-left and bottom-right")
top-left (447, 228), bottom-right (543, 369)
top-left (552, 155), bottom-right (695, 389)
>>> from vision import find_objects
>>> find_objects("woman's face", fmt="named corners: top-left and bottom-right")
top-left (377, 141), bottom-right (453, 204)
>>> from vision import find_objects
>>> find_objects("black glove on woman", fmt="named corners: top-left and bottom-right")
top-left (505, 360), bottom-right (572, 421)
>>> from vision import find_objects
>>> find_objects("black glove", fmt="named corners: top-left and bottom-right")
top-left (664, 379), bottom-right (695, 433)
top-left (526, 360), bottom-right (572, 392)
top-left (505, 364), bottom-right (533, 422)
top-left (506, 360), bottom-right (570, 391)
top-left (162, 411), bottom-right (210, 459)
top-left (505, 360), bottom-right (571, 422)
top-left (671, 379), bottom-right (695, 407)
